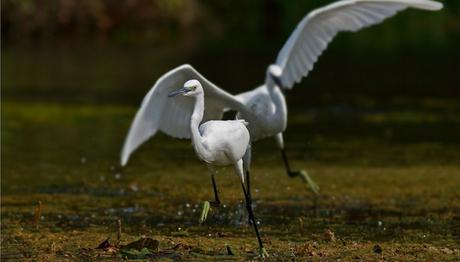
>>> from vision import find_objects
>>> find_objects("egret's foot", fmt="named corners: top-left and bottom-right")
top-left (259, 247), bottom-right (269, 258)
top-left (199, 201), bottom-right (211, 224)
top-left (289, 170), bottom-right (320, 196)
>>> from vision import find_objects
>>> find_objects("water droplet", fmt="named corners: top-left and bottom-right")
top-left (378, 221), bottom-right (382, 227)
top-left (114, 173), bottom-right (121, 180)
top-left (177, 211), bottom-right (183, 216)
top-left (186, 203), bottom-right (191, 208)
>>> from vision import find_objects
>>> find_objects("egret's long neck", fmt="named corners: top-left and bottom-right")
top-left (190, 94), bottom-right (210, 158)
top-left (267, 79), bottom-right (287, 122)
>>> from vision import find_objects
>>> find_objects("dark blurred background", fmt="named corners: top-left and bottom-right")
top-left (2, 0), bottom-right (459, 106)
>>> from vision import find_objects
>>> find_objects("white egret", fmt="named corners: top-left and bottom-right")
top-left (121, 0), bottom-right (442, 193)
top-left (168, 79), bottom-right (268, 258)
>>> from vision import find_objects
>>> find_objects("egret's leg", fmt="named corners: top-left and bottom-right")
top-left (275, 133), bottom-right (320, 195)
top-left (243, 146), bottom-right (253, 225)
top-left (235, 160), bottom-right (268, 258)
top-left (245, 170), bottom-right (251, 202)
top-left (243, 170), bottom-right (253, 226)
top-left (199, 167), bottom-right (221, 224)
top-left (211, 174), bottom-right (221, 206)
top-left (243, 145), bottom-right (252, 202)
top-left (206, 165), bottom-right (221, 206)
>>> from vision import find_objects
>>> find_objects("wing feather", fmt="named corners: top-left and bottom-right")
top-left (121, 64), bottom-right (247, 166)
top-left (274, 0), bottom-right (442, 89)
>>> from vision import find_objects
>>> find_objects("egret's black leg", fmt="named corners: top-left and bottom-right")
top-left (245, 170), bottom-right (253, 225)
top-left (245, 170), bottom-right (251, 202)
top-left (280, 149), bottom-right (295, 177)
top-left (280, 149), bottom-right (320, 195)
top-left (199, 174), bottom-right (221, 224)
top-left (241, 182), bottom-right (264, 251)
top-left (210, 175), bottom-right (221, 207)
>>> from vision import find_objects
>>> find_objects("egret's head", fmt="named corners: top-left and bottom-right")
top-left (267, 64), bottom-right (283, 87)
top-left (168, 79), bottom-right (203, 98)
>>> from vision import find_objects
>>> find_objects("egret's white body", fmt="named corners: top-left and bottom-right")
top-left (184, 79), bottom-right (250, 167)
top-left (121, 0), bottom-right (442, 180)
top-left (235, 83), bottom-right (287, 143)
top-left (167, 80), bottom-right (266, 257)
top-left (197, 120), bottom-right (250, 166)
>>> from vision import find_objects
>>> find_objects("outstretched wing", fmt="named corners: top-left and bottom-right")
top-left (121, 64), bottom-right (246, 166)
top-left (275, 0), bottom-right (442, 89)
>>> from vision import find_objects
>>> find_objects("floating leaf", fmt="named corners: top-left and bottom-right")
top-left (96, 238), bottom-right (118, 253)
top-left (96, 238), bottom-right (111, 249)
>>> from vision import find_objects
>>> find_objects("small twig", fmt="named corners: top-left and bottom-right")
top-left (298, 217), bottom-right (304, 237)
top-left (117, 219), bottom-right (122, 246)
top-left (33, 201), bottom-right (42, 227)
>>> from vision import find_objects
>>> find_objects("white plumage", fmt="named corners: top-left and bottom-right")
top-left (275, 0), bottom-right (442, 88)
top-left (121, 0), bottom-right (442, 186)
top-left (119, 1), bottom-right (441, 255)
top-left (120, 65), bottom-right (251, 166)
top-left (198, 120), bottom-right (250, 166)
top-left (167, 80), bottom-right (267, 257)
top-left (167, 79), bottom-right (250, 177)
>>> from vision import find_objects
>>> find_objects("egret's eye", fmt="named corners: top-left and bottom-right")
top-left (190, 86), bottom-right (197, 91)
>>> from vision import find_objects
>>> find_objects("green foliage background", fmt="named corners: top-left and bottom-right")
top-left (2, 0), bottom-right (459, 103)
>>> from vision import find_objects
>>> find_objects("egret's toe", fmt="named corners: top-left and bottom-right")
top-left (298, 170), bottom-right (320, 195)
top-left (199, 201), bottom-right (211, 224)
top-left (259, 247), bottom-right (269, 258)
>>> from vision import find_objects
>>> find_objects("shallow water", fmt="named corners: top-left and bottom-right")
top-left (2, 97), bottom-right (460, 260)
